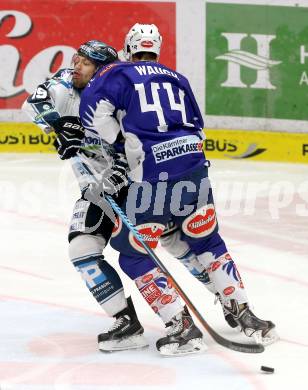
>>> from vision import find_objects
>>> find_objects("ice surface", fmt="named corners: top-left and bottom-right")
top-left (0, 154), bottom-right (307, 389)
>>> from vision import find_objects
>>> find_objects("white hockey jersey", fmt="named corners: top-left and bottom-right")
top-left (22, 68), bottom-right (127, 190)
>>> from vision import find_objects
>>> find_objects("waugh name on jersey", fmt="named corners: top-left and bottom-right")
top-left (134, 65), bottom-right (179, 79)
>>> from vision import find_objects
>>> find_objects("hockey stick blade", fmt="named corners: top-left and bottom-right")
top-left (73, 153), bottom-right (264, 354)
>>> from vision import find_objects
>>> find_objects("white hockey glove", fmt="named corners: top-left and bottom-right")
top-left (53, 116), bottom-right (85, 160)
top-left (81, 162), bottom-right (128, 223)
top-left (102, 160), bottom-right (129, 198)
top-left (81, 159), bottom-right (129, 206)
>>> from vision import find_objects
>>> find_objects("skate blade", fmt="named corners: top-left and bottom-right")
top-left (159, 338), bottom-right (207, 357)
top-left (253, 328), bottom-right (279, 346)
top-left (99, 334), bottom-right (149, 352)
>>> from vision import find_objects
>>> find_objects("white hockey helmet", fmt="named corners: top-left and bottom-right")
top-left (123, 23), bottom-right (162, 61)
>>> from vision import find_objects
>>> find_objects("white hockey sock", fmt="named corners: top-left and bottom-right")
top-left (197, 251), bottom-right (248, 305)
top-left (134, 267), bottom-right (184, 323)
top-left (69, 234), bottom-right (127, 316)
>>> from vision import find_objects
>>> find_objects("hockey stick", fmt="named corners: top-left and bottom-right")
top-left (73, 153), bottom-right (264, 354)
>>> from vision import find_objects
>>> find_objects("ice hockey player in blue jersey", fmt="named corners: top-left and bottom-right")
top-left (80, 24), bottom-right (278, 355)
top-left (80, 43), bottom-right (205, 183)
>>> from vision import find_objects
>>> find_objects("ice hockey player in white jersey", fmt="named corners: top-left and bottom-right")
top-left (79, 24), bottom-right (278, 354)
top-left (22, 39), bottom-right (205, 356)
top-left (22, 40), bottom-right (149, 353)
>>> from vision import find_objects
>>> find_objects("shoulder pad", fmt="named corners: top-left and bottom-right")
top-left (52, 68), bottom-right (73, 81)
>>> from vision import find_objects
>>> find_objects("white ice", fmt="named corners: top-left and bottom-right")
top-left (0, 153), bottom-right (307, 390)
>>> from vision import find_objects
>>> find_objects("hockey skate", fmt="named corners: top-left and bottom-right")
top-left (156, 306), bottom-right (207, 356)
top-left (223, 299), bottom-right (279, 346)
top-left (215, 293), bottom-right (238, 328)
top-left (98, 296), bottom-right (149, 352)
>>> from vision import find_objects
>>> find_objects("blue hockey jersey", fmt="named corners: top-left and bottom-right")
top-left (80, 61), bottom-right (206, 182)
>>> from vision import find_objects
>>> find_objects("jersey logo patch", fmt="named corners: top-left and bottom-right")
top-left (129, 223), bottom-right (165, 254)
top-left (151, 135), bottom-right (203, 164)
top-left (140, 282), bottom-right (162, 305)
top-left (182, 204), bottom-right (217, 238)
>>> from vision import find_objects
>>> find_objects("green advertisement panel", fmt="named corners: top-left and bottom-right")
top-left (206, 2), bottom-right (308, 120)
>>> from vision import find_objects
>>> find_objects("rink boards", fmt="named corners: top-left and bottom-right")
top-left (0, 122), bottom-right (307, 164)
